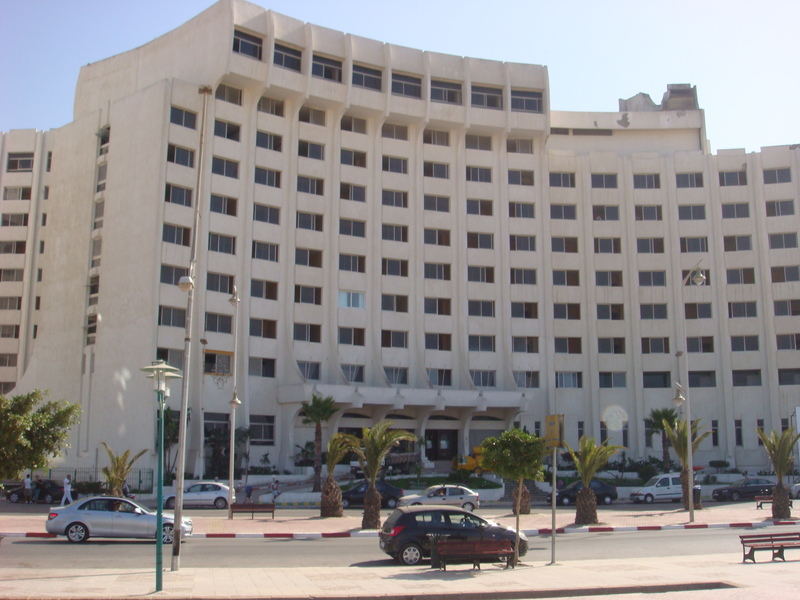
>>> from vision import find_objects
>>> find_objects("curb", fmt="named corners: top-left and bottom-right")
top-left (3, 519), bottom-right (797, 539)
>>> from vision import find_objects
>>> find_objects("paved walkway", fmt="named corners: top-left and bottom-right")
top-left (1, 502), bottom-right (798, 599)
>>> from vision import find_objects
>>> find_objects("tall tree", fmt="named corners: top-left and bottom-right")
top-left (480, 429), bottom-right (546, 565)
top-left (566, 436), bottom-right (621, 525)
top-left (644, 408), bottom-right (679, 471)
top-left (100, 442), bottom-right (147, 497)
top-left (756, 427), bottom-right (800, 519)
top-left (0, 390), bottom-right (80, 480)
top-left (344, 421), bottom-right (415, 529)
top-left (301, 394), bottom-right (339, 493)
top-left (320, 433), bottom-right (354, 518)
top-left (663, 418), bottom-right (710, 510)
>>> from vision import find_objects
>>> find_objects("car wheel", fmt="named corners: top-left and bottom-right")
top-left (66, 522), bottom-right (89, 543)
top-left (560, 496), bottom-right (571, 506)
top-left (165, 497), bottom-right (176, 509)
top-left (386, 497), bottom-right (398, 509)
top-left (161, 523), bottom-right (174, 544)
top-left (44, 494), bottom-right (54, 504)
top-left (8, 492), bottom-right (20, 503)
top-left (213, 497), bottom-right (227, 509)
top-left (644, 494), bottom-right (654, 504)
top-left (462, 502), bottom-right (475, 512)
top-left (342, 498), bottom-right (350, 508)
top-left (399, 543), bottom-right (423, 566)
top-left (601, 495), bottom-right (613, 505)
top-left (731, 491), bottom-right (740, 501)
top-left (518, 539), bottom-right (528, 557)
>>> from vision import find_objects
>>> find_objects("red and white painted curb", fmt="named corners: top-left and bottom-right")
top-left (2, 520), bottom-right (797, 540)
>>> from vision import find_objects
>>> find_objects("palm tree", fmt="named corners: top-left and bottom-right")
top-left (566, 436), bottom-right (621, 525)
top-left (344, 421), bottom-right (415, 529)
top-left (300, 393), bottom-right (338, 493)
top-left (100, 442), bottom-right (147, 497)
top-left (320, 433), bottom-right (354, 518)
top-left (480, 429), bottom-right (546, 565)
top-left (662, 418), bottom-right (710, 510)
top-left (644, 408), bottom-right (679, 471)
top-left (756, 427), bottom-right (800, 519)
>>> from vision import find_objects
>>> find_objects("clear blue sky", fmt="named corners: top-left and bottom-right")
top-left (2, 0), bottom-right (798, 152)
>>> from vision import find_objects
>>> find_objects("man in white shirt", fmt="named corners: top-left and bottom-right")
top-left (22, 474), bottom-right (32, 504)
top-left (61, 474), bottom-right (74, 505)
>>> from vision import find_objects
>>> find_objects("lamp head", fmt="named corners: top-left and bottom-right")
top-left (690, 269), bottom-right (707, 287)
top-left (178, 275), bottom-right (194, 292)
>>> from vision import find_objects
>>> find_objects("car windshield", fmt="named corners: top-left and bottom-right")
top-left (642, 476), bottom-right (661, 487)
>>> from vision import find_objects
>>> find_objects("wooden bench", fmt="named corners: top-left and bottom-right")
top-left (755, 495), bottom-right (793, 509)
top-left (431, 536), bottom-right (515, 571)
top-left (229, 502), bottom-right (275, 519)
top-left (739, 531), bottom-right (800, 562)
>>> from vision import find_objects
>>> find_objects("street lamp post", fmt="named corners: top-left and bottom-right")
top-left (227, 284), bottom-right (241, 519)
top-left (673, 265), bottom-right (707, 524)
top-left (140, 360), bottom-right (182, 592)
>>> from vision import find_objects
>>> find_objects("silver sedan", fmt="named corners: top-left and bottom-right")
top-left (46, 496), bottom-right (192, 543)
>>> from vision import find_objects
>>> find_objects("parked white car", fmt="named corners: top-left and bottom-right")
top-left (398, 484), bottom-right (480, 511)
top-left (630, 473), bottom-right (683, 503)
top-left (164, 481), bottom-right (233, 509)
top-left (791, 481), bottom-right (800, 499)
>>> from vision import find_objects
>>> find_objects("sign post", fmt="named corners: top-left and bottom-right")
top-left (545, 414), bottom-right (564, 566)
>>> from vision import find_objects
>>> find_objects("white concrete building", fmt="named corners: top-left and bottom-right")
top-left (1, 0), bottom-right (798, 477)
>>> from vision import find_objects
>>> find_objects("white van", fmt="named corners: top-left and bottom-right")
top-left (630, 473), bottom-right (683, 503)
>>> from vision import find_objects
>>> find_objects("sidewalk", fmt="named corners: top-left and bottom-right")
top-left (1, 503), bottom-right (798, 599)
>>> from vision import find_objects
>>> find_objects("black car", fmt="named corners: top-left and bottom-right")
top-left (5, 479), bottom-right (67, 504)
top-left (342, 480), bottom-right (404, 508)
top-left (379, 505), bottom-right (527, 566)
top-left (551, 479), bottom-right (618, 506)
top-left (712, 478), bottom-right (774, 501)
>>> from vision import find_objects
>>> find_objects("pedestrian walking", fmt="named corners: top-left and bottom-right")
top-left (32, 475), bottom-right (43, 503)
top-left (271, 478), bottom-right (280, 502)
top-left (245, 483), bottom-right (254, 503)
top-left (61, 474), bottom-right (74, 505)
top-left (22, 474), bottom-right (33, 504)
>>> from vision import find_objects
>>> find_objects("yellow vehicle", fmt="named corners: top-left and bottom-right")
top-left (454, 446), bottom-right (490, 475)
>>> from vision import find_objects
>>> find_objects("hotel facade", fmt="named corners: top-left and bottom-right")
top-left (1, 0), bottom-right (799, 476)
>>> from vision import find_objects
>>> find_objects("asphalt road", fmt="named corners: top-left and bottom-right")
top-left (0, 528), bottom-right (743, 569)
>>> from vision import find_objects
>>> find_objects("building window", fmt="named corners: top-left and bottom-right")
top-left (298, 140), bottom-right (324, 160)
top-left (382, 224), bottom-right (408, 243)
top-left (766, 200), bottom-right (794, 217)
top-left (423, 129), bottom-right (450, 146)
top-left (160, 265), bottom-right (188, 286)
top-left (599, 372), bottom-right (626, 388)
top-left (0, 213), bottom-right (28, 227)
top-left (635, 205), bottom-right (662, 221)
top-left (467, 199), bottom-right (493, 215)
top-left (340, 218), bottom-right (366, 238)
top-left (0, 241), bottom-right (26, 255)
top-left (689, 371), bottom-right (717, 388)
top-left (425, 333), bottom-right (452, 351)
top-left (297, 361), bottom-right (320, 380)
top-left (597, 304), bottom-right (624, 320)
top-left (778, 369), bottom-right (800, 385)
top-left (337, 254), bottom-right (364, 273)
top-left (594, 237), bottom-right (621, 254)
top-left (297, 176), bottom-right (324, 195)
top-left (507, 138), bottom-right (534, 154)
top-left (633, 174), bottom-right (660, 189)
top-left (295, 248), bottom-right (322, 268)
top-left (214, 119), bottom-right (240, 142)
top-left (554, 303), bottom-right (580, 320)
top-left (385, 367), bottom-right (408, 384)
top-left (555, 372), bottom-right (582, 389)
top-left (467, 300), bottom-right (495, 317)
top-left (337, 183), bottom-right (364, 203)
top-left (211, 156), bottom-right (238, 178)
top-left (294, 323), bottom-right (321, 343)
top-left (511, 302), bottom-right (539, 319)
top-left (719, 170), bottom-right (746, 186)
top-left (728, 301), bottom-right (757, 318)
top-left (381, 258), bottom-right (408, 277)
top-left (338, 291), bottom-right (365, 308)
top-left (253, 131), bottom-right (281, 152)
top-left (425, 297), bottom-right (451, 315)
top-left (170, 106), bottom-right (196, 129)
top-left (591, 173), bottom-right (617, 188)
top-left (776, 334), bottom-right (800, 351)
top-left (721, 202), bottom-right (749, 219)
top-left (678, 205), bottom-right (706, 220)
top-left (511, 337), bottom-right (538, 353)
top-left (424, 263), bottom-right (451, 280)
top-left (391, 73), bottom-right (421, 98)
top-left (341, 364), bottom-right (365, 383)
top-left (299, 106), bottom-right (326, 126)
top-left (381, 123), bottom-right (408, 140)
top-left (431, 79), bottom-right (462, 104)
top-left (471, 85), bottom-right (502, 109)
top-left (162, 223), bottom-right (191, 246)
top-left (549, 172), bottom-right (575, 188)
top-left (206, 272), bottom-right (234, 295)
top-left (158, 306), bottom-right (186, 328)
top-left (509, 202), bottom-right (534, 218)
top-left (381, 329), bottom-right (408, 348)
top-left (731, 335), bottom-right (758, 352)
top-left (726, 268), bottom-right (755, 285)
top-left (466, 166), bottom-right (491, 183)
top-left (205, 312), bottom-right (232, 334)
top-left (467, 232), bottom-right (493, 249)
top-left (257, 96), bottom-right (284, 116)
top-left (596, 271), bottom-right (623, 287)
top-left (772, 265), bottom-right (800, 283)
top-left (676, 172), bottom-right (703, 188)
top-left (550, 204), bottom-right (576, 220)
top-left (640, 304), bottom-right (667, 320)
top-left (215, 84), bottom-right (242, 105)
top-left (341, 115), bottom-right (367, 134)
top-left (555, 337), bottom-right (582, 354)
top-left (732, 369), bottom-right (761, 387)
top-left (593, 205), bottom-right (619, 221)
top-left (208, 232), bottom-right (235, 255)
top-left (469, 335), bottom-right (496, 352)
top-left (641, 337), bottom-right (669, 354)
top-left (425, 228), bottom-right (450, 247)
top-left (423, 161), bottom-right (449, 179)
top-left (508, 169), bottom-right (534, 186)
top-left (248, 414), bottom-right (275, 444)
top-left (763, 167), bottom-right (791, 184)
top-left (642, 371), bottom-right (670, 388)
top-left (680, 236), bottom-right (708, 252)
top-left (312, 54), bottom-right (342, 82)
top-left (510, 89), bottom-right (542, 112)
top-left (684, 303), bottom-right (712, 319)
top-left (638, 271), bottom-right (665, 286)
top-left (636, 237), bottom-right (664, 254)
top-left (381, 190), bottom-right (406, 208)
top-left (164, 183), bottom-right (192, 207)
top-left (514, 371), bottom-right (540, 388)
top-left (510, 268), bottom-right (537, 285)
top-left (509, 234), bottom-right (535, 252)
top-left (769, 232), bottom-right (798, 250)
top-left (382, 156), bottom-right (408, 174)
top-left (251, 278), bottom-right (278, 300)
top-left (232, 28), bottom-right (262, 59)
top-left (465, 134), bottom-right (492, 151)
top-left (294, 285), bottom-right (322, 305)
top-left (352, 64), bottom-right (382, 90)
top-left (381, 294), bottom-right (408, 313)
top-left (553, 270), bottom-right (579, 286)
top-left (598, 337), bottom-right (625, 354)
top-left (552, 237), bottom-right (578, 252)
top-left (252, 241), bottom-right (279, 262)
top-left (167, 144), bottom-right (194, 167)
top-left (470, 370), bottom-right (496, 387)
top-left (253, 203), bottom-right (280, 225)
top-left (296, 212), bottom-right (323, 232)
top-left (428, 368), bottom-right (452, 387)
top-left (2, 186), bottom-right (31, 201)
top-left (209, 194), bottom-right (236, 217)
top-left (273, 42), bottom-right (301, 71)
top-left (254, 166), bottom-right (280, 188)
top-left (687, 336), bottom-right (714, 353)
top-left (6, 153), bottom-right (33, 172)
top-left (775, 299), bottom-right (800, 316)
